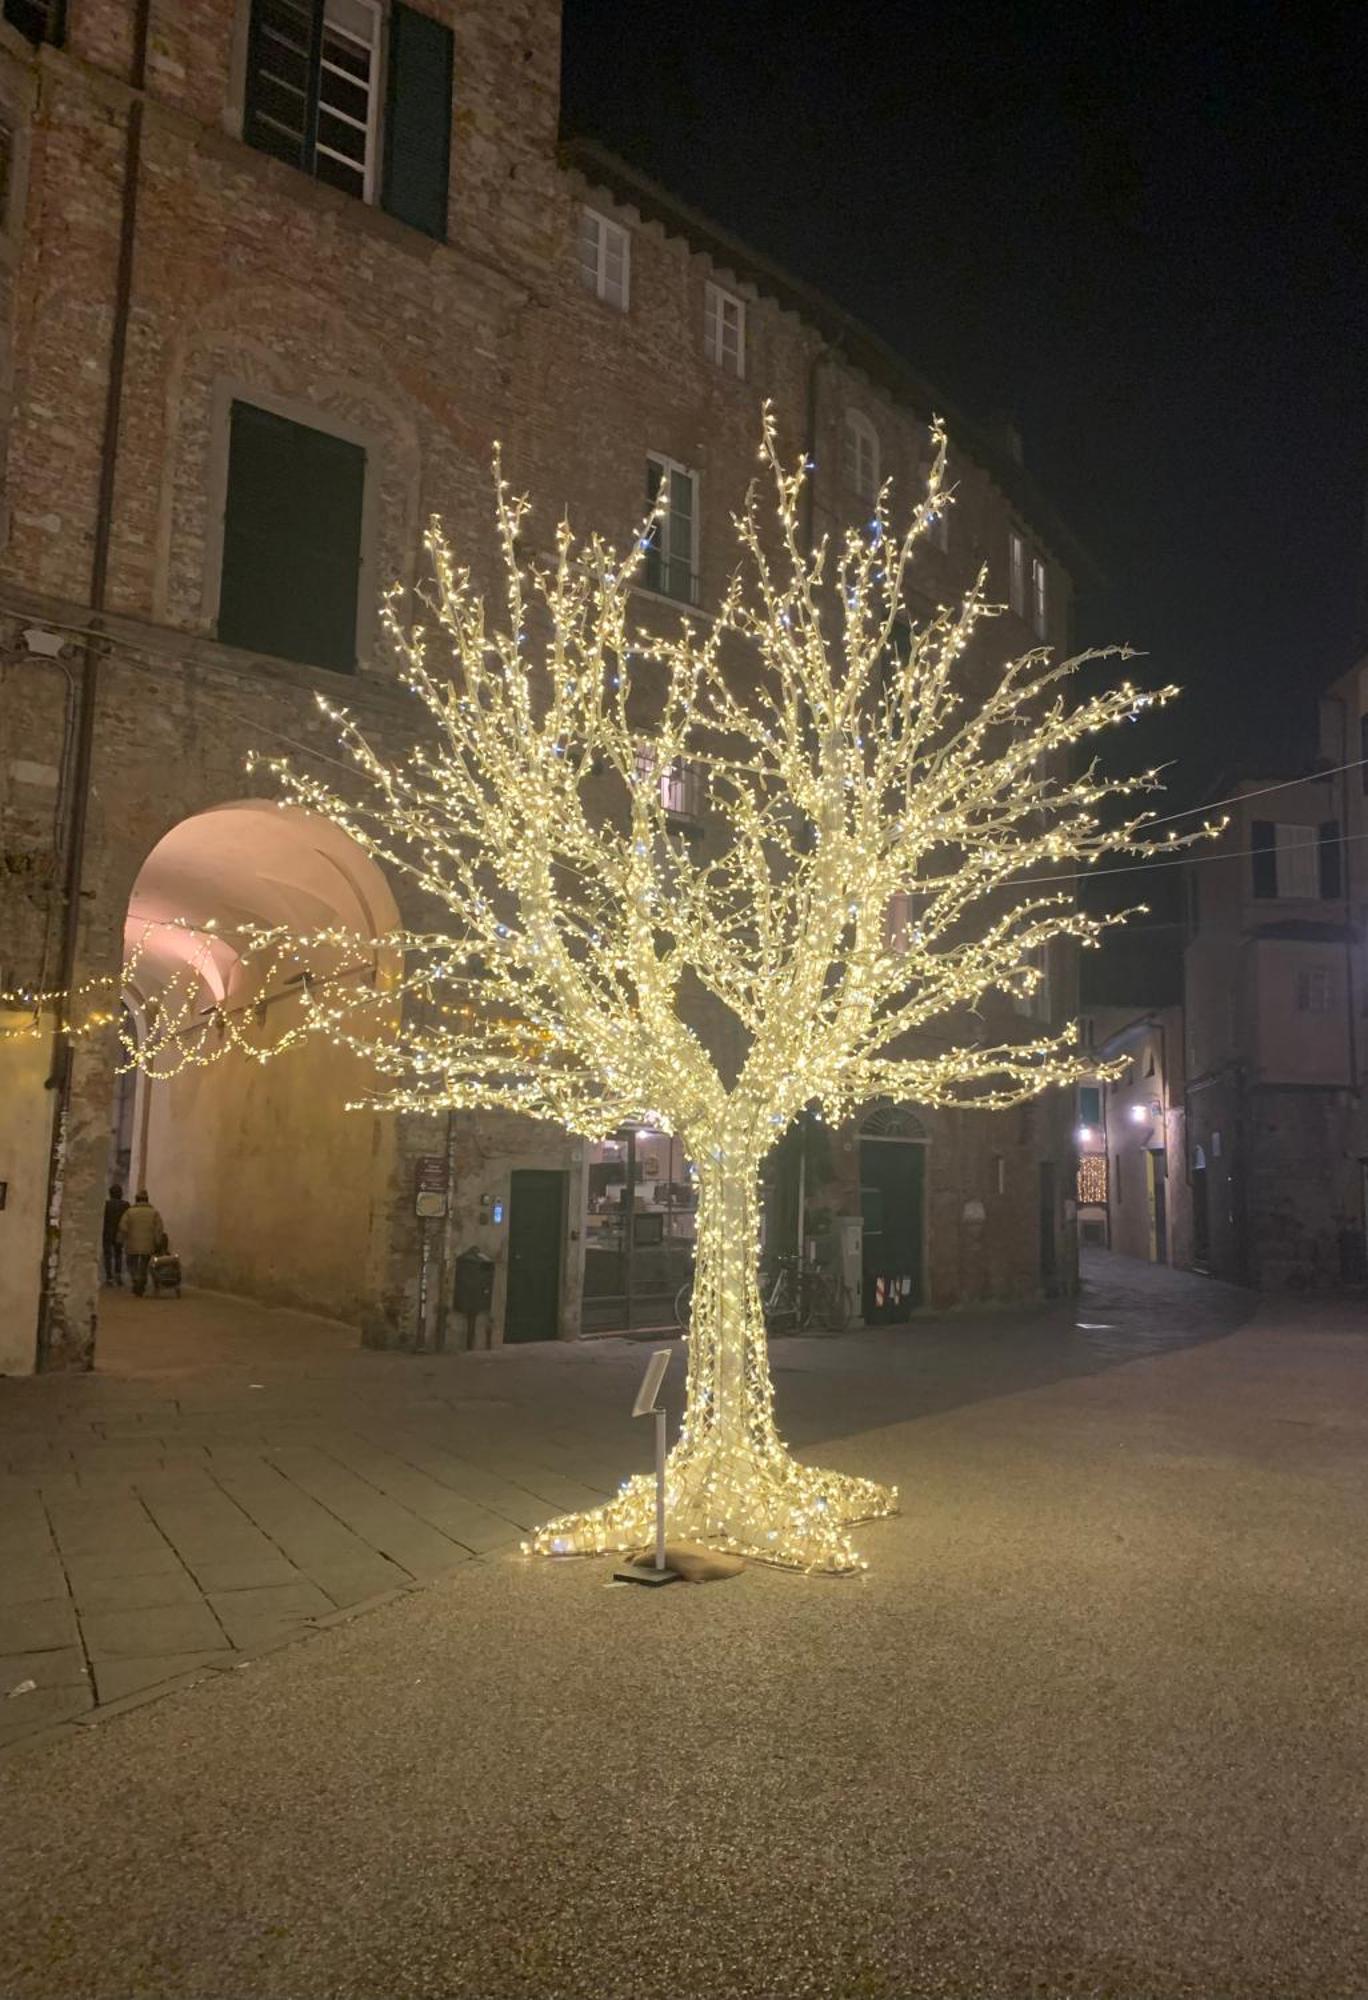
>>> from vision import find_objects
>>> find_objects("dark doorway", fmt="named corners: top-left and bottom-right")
top-left (1150, 1148), bottom-right (1168, 1263)
top-left (1039, 1160), bottom-right (1059, 1294)
top-left (1191, 1150), bottom-right (1210, 1270)
top-left (860, 1138), bottom-right (925, 1323)
top-left (505, 1170), bottom-right (564, 1342)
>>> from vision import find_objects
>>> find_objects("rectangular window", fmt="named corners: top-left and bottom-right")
top-left (643, 456), bottom-right (698, 604)
top-left (1252, 821), bottom-right (1321, 900)
top-left (1009, 530), bottom-right (1026, 617)
top-left (579, 206), bottom-right (630, 309)
top-left (1078, 1084), bottom-right (1102, 1127)
top-left (703, 281), bottom-right (745, 376)
top-left (660, 759), bottom-right (704, 822)
top-left (2, 0), bottom-right (63, 44)
top-left (1297, 966), bottom-right (1332, 1014)
top-left (218, 400), bottom-right (366, 673)
top-left (1031, 554), bottom-right (1048, 639)
top-left (243, 2), bottom-right (451, 237)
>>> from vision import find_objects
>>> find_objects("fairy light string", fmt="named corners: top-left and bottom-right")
top-left (1, 409), bottom-right (1212, 1571)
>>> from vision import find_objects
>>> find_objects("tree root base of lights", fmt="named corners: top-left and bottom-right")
top-left (526, 1444), bottom-right (898, 1574)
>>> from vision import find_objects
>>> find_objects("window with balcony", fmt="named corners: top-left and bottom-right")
top-left (243, 1), bottom-right (453, 239)
top-left (843, 410), bottom-right (880, 503)
top-left (579, 206), bottom-right (630, 309)
top-left (217, 400), bottom-right (367, 673)
top-left (643, 456), bottom-right (698, 604)
top-left (703, 281), bottom-right (745, 376)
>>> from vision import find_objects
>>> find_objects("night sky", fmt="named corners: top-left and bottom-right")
top-left (561, 2), bottom-right (1368, 811)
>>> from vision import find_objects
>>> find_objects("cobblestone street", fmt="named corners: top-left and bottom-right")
top-left (1, 1252), bottom-right (1251, 1745)
top-left (5, 1253), bottom-right (1368, 1997)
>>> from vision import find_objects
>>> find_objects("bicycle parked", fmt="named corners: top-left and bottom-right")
top-left (674, 1251), bottom-right (850, 1335)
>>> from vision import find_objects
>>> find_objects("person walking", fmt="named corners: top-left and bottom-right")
top-left (118, 1190), bottom-right (164, 1297)
top-left (102, 1183), bottom-right (129, 1287)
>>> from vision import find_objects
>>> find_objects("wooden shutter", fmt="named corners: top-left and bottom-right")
top-left (2, 0), bottom-right (65, 44)
top-left (1318, 821), bottom-right (1343, 900)
top-left (244, 0), bottom-right (324, 173)
top-left (381, 3), bottom-right (453, 240)
top-left (1250, 819), bottom-right (1276, 899)
top-left (218, 401), bottom-right (366, 674)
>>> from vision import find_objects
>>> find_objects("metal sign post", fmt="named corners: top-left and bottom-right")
top-left (614, 1347), bottom-right (679, 1586)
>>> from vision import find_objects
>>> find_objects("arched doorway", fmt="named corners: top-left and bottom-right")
top-left (859, 1101), bottom-right (928, 1323)
top-left (114, 802), bottom-right (400, 1322)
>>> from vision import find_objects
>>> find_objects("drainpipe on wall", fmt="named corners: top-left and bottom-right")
top-left (34, 0), bottom-right (152, 1370)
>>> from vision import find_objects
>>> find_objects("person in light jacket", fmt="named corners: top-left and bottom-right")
top-left (118, 1190), bottom-right (164, 1297)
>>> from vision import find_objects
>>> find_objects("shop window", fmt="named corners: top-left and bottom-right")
top-left (218, 399), bottom-right (367, 673)
top-left (579, 206), bottom-right (629, 309)
top-left (643, 455), bottom-right (698, 604)
top-left (843, 410), bottom-right (880, 503)
top-left (582, 1126), bottom-right (696, 1333)
top-left (243, 0), bottom-right (453, 238)
top-left (704, 281), bottom-right (745, 376)
top-left (3, 0), bottom-right (63, 43)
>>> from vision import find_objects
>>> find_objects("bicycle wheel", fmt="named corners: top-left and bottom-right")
top-left (674, 1281), bottom-right (693, 1329)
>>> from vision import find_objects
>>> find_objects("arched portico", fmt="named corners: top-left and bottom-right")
top-left (116, 801), bottom-right (402, 1323)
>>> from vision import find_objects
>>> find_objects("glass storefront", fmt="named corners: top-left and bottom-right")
top-left (582, 1124), bottom-right (696, 1332)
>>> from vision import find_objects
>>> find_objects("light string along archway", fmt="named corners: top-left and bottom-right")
top-left (3, 408), bottom-right (1216, 1570)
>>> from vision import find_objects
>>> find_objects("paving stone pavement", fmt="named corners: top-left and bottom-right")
top-left (0, 1253), bottom-right (1253, 1751)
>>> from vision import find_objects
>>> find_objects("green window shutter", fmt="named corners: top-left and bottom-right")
top-left (381, 3), bottom-right (453, 241)
top-left (218, 401), bottom-right (366, 674)
top-left (1250, 820), bottom-right (1276, 900)
top-left (244, 0), bottom-right (323, 174)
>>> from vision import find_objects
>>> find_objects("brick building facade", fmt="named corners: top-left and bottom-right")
top-left (0, 0), bottom-right (1086, 1374)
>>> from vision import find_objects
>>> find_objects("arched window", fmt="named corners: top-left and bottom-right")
top-left (860, 1099), bottom-right (927, 1142)
top-left (843, 409), bottom-right (880, 503)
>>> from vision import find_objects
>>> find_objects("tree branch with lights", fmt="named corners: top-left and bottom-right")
top-left (33, 411), bottom-right (1207, 1570)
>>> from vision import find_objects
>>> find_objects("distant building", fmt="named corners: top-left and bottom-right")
top-left (1183, 758), bottom-right (1356, 1288)
top-left (1075, 1007), bottom-right (1188, 1266)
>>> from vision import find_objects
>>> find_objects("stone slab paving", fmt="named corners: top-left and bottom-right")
top-left (3, 1270), bottom-right (1368, 1997)
top-left (0, 1254), bottom-right (1253, 1752)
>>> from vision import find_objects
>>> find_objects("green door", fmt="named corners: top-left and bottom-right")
top-left (504, 1170), bottom-right (564, 1342)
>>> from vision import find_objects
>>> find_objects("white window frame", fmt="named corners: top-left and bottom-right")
top-left (843, 410), bottom-right (880, 503)
top-left (643, 453), bottom-right (699, 606)
top-left (316, 0), bottom-right (383, 205)
top-left (1009, 529), bottom-right (1027, 617)
top-left (704, 281), bottom-right (745, 377)
top-left (579, 205), bottom-right (630, 311)
top-left (1031, 552), bottom-right (1049, 641)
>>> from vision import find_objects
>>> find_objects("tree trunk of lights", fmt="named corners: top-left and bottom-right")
top-left (529, 1139), bottom-right (896, 1572)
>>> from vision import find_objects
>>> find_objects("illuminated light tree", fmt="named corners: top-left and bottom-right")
top-left (11, 413), bottom-right (1204, 1570)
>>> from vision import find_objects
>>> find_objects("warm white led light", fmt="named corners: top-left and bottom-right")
top-left (4, 411), bottom-right (1211, 1570)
